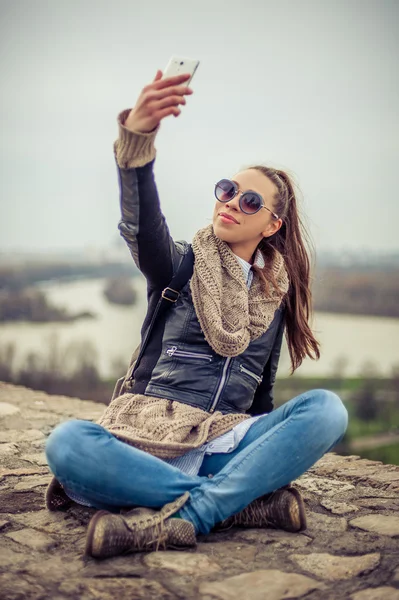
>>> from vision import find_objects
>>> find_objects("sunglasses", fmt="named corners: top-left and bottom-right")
top-left (214, 178), bottom-right (279, 219)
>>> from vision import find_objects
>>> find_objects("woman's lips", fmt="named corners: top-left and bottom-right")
top-left (219, 213), bottom-right (239, 224)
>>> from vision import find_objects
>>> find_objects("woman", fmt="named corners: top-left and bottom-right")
top-left (45, 70), bottom-right (348, 558)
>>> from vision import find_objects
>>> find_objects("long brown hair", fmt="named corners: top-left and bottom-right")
top-left (250, 165), bottom-right (320, 372)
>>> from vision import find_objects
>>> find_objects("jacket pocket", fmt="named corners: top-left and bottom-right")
top-left (166, 346), bottom-right (213, 362)
top-left (239, 364), bottom-right (263, 386)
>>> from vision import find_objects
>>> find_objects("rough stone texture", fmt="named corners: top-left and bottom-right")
top-left (1, 382), bottom-right (399, 600)
top-left (144, 551), bottom-right (222, 576)
top-left (350, 515), bottom-right (399, 537)
top-left (5, 527), bottom-right (58, 551)
top-left (351, 588), bottom-right (399, 600)
top-left (199, 570), bottom-right (324, 599)
top-left (320, 498), bottom-right (360, 514)
top-left (59, 578), bottom-right (175, 599)
top-left (0, 401), bottom-right (20, 416)
top-left (290, 552), bottom-right (381, 581)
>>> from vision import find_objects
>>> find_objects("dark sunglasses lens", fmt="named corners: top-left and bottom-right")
top-left (215, 179), bottom-right (236, 202)
top-left (240, 192), bottom-right (262, 214)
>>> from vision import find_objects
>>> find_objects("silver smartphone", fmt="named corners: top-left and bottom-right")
top-left (162, 56), bottom-right (200, 85)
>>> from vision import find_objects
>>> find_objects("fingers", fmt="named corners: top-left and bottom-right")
top-left (155, 95), bottom-right (186, 111)
top-left (154, 72), bottom-right (192, 90)
top-left (156, 106), bottom-right (181, 120)
top-left (132, 70), bottom-right (193, 130)
top-left (146, 84), bottom-right (192, 103)
top-left (153, 70), bottom-right (163, 82)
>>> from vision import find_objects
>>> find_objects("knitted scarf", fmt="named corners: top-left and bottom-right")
top-left (190, 224), bottom-right (289, 357)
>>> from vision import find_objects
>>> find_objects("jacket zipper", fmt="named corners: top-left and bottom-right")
top-left (166, 346), bottom-right (213, 361)
top-left (239, 364), bottom-right (263, 385)
top-left (209, 357), bottom-right (232, 413)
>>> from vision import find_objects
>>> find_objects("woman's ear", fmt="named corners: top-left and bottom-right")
top-left (262, 218), bottom-right (283, 238)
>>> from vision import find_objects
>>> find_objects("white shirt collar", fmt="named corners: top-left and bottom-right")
top-left (234, 248), bottom-right (265, 269)
top-left (234, 248), bottom-right (265, 288)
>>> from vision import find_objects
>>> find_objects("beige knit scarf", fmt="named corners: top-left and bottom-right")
top-left (190, 224), bottom-right (289, 357)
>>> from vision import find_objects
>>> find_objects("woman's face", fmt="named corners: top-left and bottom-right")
top-left (212, 169), bottom-right (282, 254)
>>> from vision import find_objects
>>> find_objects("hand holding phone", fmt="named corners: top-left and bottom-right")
top-left (125, 56), bottom-right (199, 134)
top-left (162, 57), bottom-right (200, 86)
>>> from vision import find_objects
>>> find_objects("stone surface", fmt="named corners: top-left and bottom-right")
top-left (21, 451), bottom-right (48, 466)
top-left (145, 550), bottom-right (221, 576)
top-left (0, 442), bottom-right (18, 456)
top-left (5, 527), bottom-right (58, 551)
top-left (356, 497), bottom-right (399, 510)
top-left (320, 499), bottom-right (360, 514)
top-left (291, 552), bottom-right (380, 581)
top-left (306, 510), bottom-right (348, 533)
top-left (198, 540), bottom-right (258, 567)
top-left (0, 402), bottom-right (20, 416)
top-left (295, 473), bottom-right (356, 497)
top-left (59, 578), bottom-right (174, 600)
top-left (351, 588), bottom-right (399, 600)
top-left (199, 569), bottom-right (324, 600)
top-left (0, 546), bottom-right (27, 568)
top-left (1, 381), bottom-right (399, 600)
top-left (0, 466), bottom-right (48, 478)
top-left (13, 474), bottom-right (52, 491)
top-left (0, 573), bottom-right (46, 600)
top-left (0, 429), bottom-right (44, 443)
top-left (232, 529), bottom-right (312, 549)
top-left (10, 508), bottom-right (86, 538)
top-left (350, 514), bottom-right (399, 537)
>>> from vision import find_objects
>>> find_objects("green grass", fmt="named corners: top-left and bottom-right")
top-left (274, 376), bottom-right (399, 444)
top-left (344, 399), bottom-right (399, 438)
top-left (356, 443), bottom-right (399, 465)
top-left (275, 375), bottom-right (394, 395)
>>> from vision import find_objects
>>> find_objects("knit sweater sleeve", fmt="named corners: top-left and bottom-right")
top-left (114, 109), bottom-right (184, 289)
top-left (114, 109), bottom-right (159, 168)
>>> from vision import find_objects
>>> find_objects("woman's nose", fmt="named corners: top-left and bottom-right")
top-left (225, 194), bottom-right (241, 212)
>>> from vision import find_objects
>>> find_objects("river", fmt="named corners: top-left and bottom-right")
top-left (1, 278), bottom-right (398, 379)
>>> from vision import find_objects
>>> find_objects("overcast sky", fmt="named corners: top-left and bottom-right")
top-left (1, 0), bottom-right (398, 255)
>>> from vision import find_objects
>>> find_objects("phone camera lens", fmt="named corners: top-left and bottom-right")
top-left (180, 61), bottom-right (184, 65)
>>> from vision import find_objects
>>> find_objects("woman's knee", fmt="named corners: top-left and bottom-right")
top-left (45, 419), bottom-right (97, 476)
top-left (312, 389), bottom-right (349, 438)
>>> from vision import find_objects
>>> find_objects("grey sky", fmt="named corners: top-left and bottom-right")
top-left (1, 0), bottom-right (398, 254)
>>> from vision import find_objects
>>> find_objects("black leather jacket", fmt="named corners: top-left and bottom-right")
top-left (117, 159), bottom-right (285, 416)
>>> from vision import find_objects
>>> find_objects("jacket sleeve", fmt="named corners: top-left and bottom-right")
top-left (248, 308), bottom-right (285, 416)
top-left (114, 109), bottom-right (184, 289)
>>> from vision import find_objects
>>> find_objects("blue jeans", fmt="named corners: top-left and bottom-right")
top-left (45, 389), bottom-right (348, 534)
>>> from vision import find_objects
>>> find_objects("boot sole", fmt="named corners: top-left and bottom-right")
top-left (287, 487), bottom-right (307, 532)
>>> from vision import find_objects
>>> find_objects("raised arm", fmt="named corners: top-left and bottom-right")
top-left (114, 71), bottom-right (193, 289)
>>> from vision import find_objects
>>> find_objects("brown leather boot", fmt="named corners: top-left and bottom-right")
top-left (215, 487), bottom-right (307, 533)
top-left (85, 492), bottom-right (196, 558)
top-left (45, 477), bottom-right (74, 511)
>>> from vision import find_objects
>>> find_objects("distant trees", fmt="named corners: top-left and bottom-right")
top-left (1, 258), bottom-right (398, 318)
top-left (0, 288), bottom-right (95, 323)
top-left (103, 277), bottom-right (137, 306)
top-left (0, 261), bottom-right (136, 291)
top-left (0, 336), bottom-right (113, 403)
top-left (353, 361), bottom-right (380, 423)
top-left (312, 267), bottom-right (399, 318)
top-left (0, 260), bottom-right (139, 323)
top-left (353, 382), bottom-right (379, 422)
